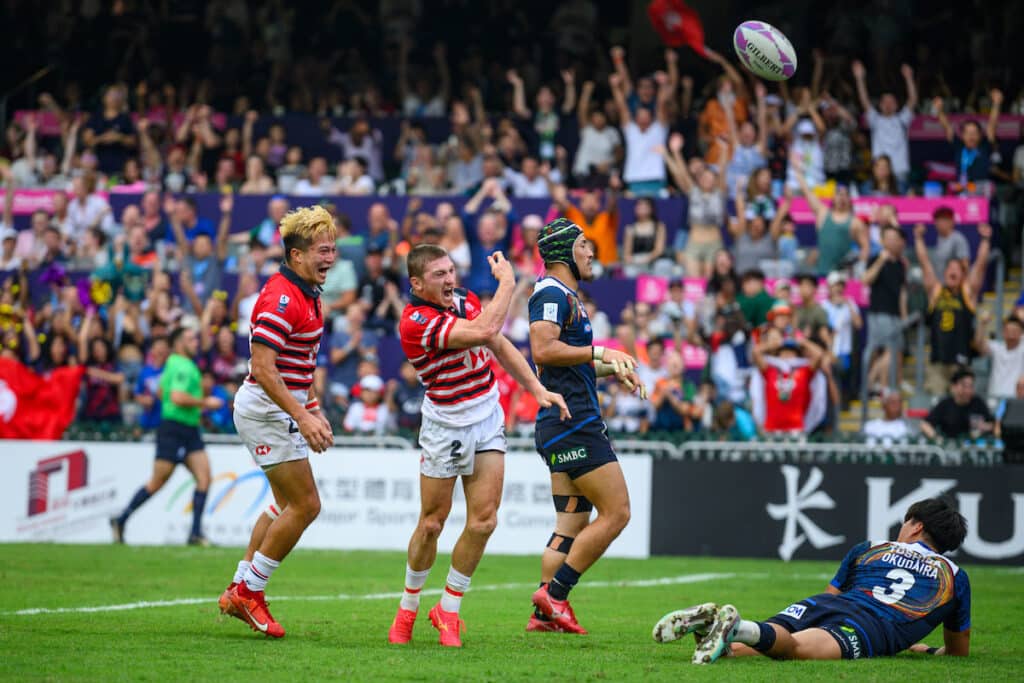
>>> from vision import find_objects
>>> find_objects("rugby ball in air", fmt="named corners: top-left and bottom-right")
top-left (732, 21), bottom-right (797, 81)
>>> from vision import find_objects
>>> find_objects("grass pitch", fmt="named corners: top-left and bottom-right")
top-left (1, 545), bottom-right (1021, 681)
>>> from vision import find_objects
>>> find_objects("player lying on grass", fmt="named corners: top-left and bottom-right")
top-left (653, 498), bottom-right (970, 664)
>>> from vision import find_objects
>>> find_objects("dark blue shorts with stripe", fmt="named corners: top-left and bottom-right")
top-left (534, 415), bottom-right (618, 480)
top-left (765, 593), bottom-right (895, 659)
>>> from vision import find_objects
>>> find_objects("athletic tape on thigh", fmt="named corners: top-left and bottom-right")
top-left (265, 504), bottom-right (282, 521)
top-left (546, 533), bottom-right (574, 554)
top-left (552, 495), bottom-right (593, 513)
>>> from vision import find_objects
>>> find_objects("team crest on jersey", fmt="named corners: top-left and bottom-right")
top-left (277, 294), bottom-right (290, 313)
top-left (411, 310), bottom-right (428, 325)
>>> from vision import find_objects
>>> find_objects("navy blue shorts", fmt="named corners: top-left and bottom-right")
top-left (155, 420), bottom-right (205, 463)
top-left (765, 593), bottom-right (894, 659)
top-left (535, 416), bottom-right (617, 480)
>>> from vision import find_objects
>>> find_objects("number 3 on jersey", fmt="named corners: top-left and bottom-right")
top-left (872, 568), bottom-right (916, 605)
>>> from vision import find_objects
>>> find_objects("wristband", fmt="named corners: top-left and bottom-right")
top-left (592, 345), bottom-right (605, 361)
top-left (925, 647), bottom-right (939, 655)
top-left (305, 399), bottom-right (320, 413)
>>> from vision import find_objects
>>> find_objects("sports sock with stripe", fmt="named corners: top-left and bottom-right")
top-left (242, 551), bottom-right (280, 592)
top-left (734, 620), bottom-right (774, 649)
top-left (400, 564), bottom-right (431, 612)
top-left (232, 560), bottom-right (250, 585)
top-left (547, 563), bottom-right (581, 601)
top-left (440, 567), bottom-right (471, 613)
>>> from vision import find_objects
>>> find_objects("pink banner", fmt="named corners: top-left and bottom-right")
top-left (908, 114), bottom-right (1022, 141)
top-left (13, 110), bottom-right (228, 136)
top-left (637, 274), bottom-right (868, 307)
top-left (787, 196), bottom-right (988, 225)
top-left (3, 189), bottom-right (109, 215)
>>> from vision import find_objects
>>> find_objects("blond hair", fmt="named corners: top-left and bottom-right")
top-left (279, 205), bottom-right (337, 263)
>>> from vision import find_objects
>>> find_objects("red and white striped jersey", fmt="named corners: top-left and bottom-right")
top-left (234, 266), bottom-right (324, 420)
top-left (399, 288), bottom-right (498, 427)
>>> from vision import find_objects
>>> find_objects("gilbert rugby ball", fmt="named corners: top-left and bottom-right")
top-left (732, 21), bottom-right (797, 81)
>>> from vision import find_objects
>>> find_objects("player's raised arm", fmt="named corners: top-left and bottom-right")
top-left (444, 251), bottom-right (517, 349)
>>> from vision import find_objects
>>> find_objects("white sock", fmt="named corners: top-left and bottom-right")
top-left (440, 567), bottom-right (471, 613)
top-left (734, 620), bottom-right (761, 646)
top-left (232, 560), bottom-right (250, 585)
top-left (400, 564), bottom-right (431, 612)
top-left (242, 551), bottom-right (280, 592)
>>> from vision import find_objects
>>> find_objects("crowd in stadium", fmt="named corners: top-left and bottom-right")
top-left (1, 1), bottom-right (1023, 444)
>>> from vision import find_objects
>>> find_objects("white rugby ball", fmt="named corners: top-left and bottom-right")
top-left (732, 21), bottom-right (797, 81)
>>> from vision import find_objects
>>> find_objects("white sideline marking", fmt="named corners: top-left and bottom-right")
top-left (8, 572), bottom-right (734, 617)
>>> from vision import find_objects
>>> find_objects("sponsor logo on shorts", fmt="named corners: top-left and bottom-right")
top-left (840, 624), bottom-right (863, 659)
top-left (782, 603), bottom-right (806, 620)
top-left (254, 444), bottom-right (272, 456)
top-left (277, 294), bottom-right (290, 313)
top-left (550, 446), bottom-right (588, 465)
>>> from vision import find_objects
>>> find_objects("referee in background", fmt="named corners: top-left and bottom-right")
top-left (111, 326), bottom-right (224, 545)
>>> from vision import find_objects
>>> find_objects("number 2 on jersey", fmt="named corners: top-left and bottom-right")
top-left (872, 568), bottom-right (916, 605)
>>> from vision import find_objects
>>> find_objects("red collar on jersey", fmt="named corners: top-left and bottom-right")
top-left (280, 264), bottom-right (321, 299)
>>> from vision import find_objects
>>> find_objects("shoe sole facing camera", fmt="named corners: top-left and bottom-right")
top-left (652, 602), bottom-right (719, 643)
top-left (692, 604), bottom-right (740, 665)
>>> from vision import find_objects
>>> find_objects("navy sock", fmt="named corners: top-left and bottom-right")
top-left (118, 487), bottom-right (151, 525)
top-left (191, 490), bottom-right (208, 537)
top-left (753, 622), bottom-right (778, 653)
top-left (548, 564), bottom-right (581, 601)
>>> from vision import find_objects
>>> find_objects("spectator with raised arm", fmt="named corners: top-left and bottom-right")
top-left (852, 61), bottom-right (917, 190)
top-left (573, 78), bottom-right (622, 188)
top-left (507, 68), bottom-right (575, 164)
top-left (398, 40), bottom-right (450, 117)
top-left (934, 89), bottom-right (1002, 192)
top-left (820, 92), bottom-right (858, 185)
top-left (915, 221), bottom-right (991, 395)
top-left (784, 89), bottom-right (827, 191)
top-left (923, 206), bottom-right (970, 276)
top-left (795, 156), bottom-right (868, 275)
top-left (698, 47), bottom-right (750, 166)
top-left (973, 308), bottom-right (1024, 401)
top-left (661, 133), bottom-right (728, 278)
top-left (725, 82), bottom-right (768, 194)
top-left (730, 178), bottom-right (788, 274)
top-left (610, 62), bottom-right (673, 197)
top-left (171, 194), bottom-right (232, 315)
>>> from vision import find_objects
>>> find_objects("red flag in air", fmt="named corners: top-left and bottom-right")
top-left (0, 359), bottom-right (85, 440)
top-left (647, 0), bottom-right (706, 56)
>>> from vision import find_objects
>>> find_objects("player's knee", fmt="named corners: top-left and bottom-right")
top-left (418, 516), bottom-right (446, 540)
top-left (466, 512), bottom-right (498, 538)
top-left (604, 501), bottom-right (631, 534)
top-left (294, 491), bottom-right (321, 523)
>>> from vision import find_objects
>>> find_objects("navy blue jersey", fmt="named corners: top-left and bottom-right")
top-left (528, 277), bottom-right (600, 426)
top-left (830, 540), bottom-right (970, 645)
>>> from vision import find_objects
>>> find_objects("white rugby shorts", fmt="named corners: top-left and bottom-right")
top-left (234, 411), bottom-right (311, 469)
top-left (418, 402), bottom-right (506, 478)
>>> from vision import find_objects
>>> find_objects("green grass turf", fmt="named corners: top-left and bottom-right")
top-left (0, 545), bottom-right (1021, 681)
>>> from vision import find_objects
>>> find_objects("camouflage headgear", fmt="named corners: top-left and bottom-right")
top-left (537, 218), bottom-right (583, 279)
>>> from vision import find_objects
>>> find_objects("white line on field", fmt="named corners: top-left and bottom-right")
top-left (7, 572), bottom-right (734, 617)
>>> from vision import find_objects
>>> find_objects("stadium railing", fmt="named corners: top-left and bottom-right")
top-left (58, 423), bottom-right (1004, 467)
